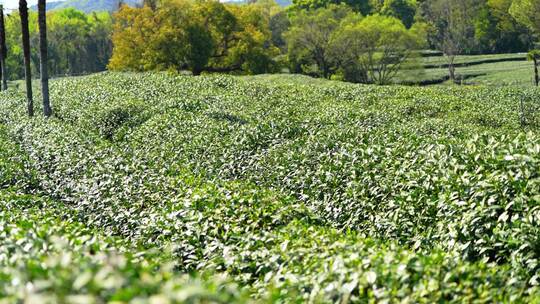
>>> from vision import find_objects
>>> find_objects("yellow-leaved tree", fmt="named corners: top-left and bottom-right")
top-left (109, 0), bottom-right (279, 75)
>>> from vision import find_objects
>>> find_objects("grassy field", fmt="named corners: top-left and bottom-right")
top-left (1, 72), bottom-right (540, 302)
top-left (398, 53), bottom-right (535, 86)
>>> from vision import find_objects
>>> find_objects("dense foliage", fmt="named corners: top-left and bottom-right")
top-left (0, 0), bottom-right (536, 84)
top-left (109, 0), bottom-right (279, 75)
top-left (0, 72), bottom-right (540, 301)
top-left (4, 8), bottom-right (112, 79)
top-left (290, 0), bottom-right (535, 53)
top-left (509, 0), bottom-right (540, 34)
top-left (31, 0), bottom-right (141, 13)
top-left (102, 0), bottom-right (539, 84)
top-left (286, 5), bottom-right (424, 83)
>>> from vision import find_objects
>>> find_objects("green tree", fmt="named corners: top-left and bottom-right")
top-left (510, 0), bottom-right (540, 34)
top-left (286, 4), bottom-right (354, 78)
top-left (38, 9), bottom-right (112, 76)
top-left (185, 25), bottom-right (214, 75)
top-left (333, 15), bottom-right (423, 84)
top-left (154, 2), bottom-right (217, 75)
top-left (474, 0), bottom-right (532, 53)
top-left (110, 0), bottom-right (278, 75)
top-left (291, 0), bottom-right (373, 15)
top-left (423, 0), bottom-right (481, 82)
top-left (109, 1), bottom-right (214, 72)
top-left (143, 0), bottom-right (159, 10)
top-left (269, 10), bottom-right (290, 51)
top-left (380, 0), bottom-right (417, 28)
top-left (108, 5), bottom-right (156, 71)
top-left (1, 8), bottom-right (112, 80)
top-left (222, 3), bottom-right (279, 74)
top-left (253, 0), bottom-right (290, 51)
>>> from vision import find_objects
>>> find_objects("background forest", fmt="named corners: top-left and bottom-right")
top-left (1, 0), bottom-right (539, 85)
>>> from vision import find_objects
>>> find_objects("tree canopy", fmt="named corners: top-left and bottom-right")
top-left (109, 0), bottom-right (279, 75)
top-left (3, 8), bottom-right (112, 80)
top-left (286, 4), bottom-right (423, 83)
top-left (509, 0), bottom-right (540, 34)
top-left (0, 0), bottom-right (538, 85)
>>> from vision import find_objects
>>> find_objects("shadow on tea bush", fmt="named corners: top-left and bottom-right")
top-left (94, 100), bottom-right (150, 141)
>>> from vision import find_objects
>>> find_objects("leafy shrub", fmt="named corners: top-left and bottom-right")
top-left (92, 100), bottom-right (149, 141)
top-left (0, 191), bottom-right (250, 303)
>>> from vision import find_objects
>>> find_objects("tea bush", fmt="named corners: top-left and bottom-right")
top-left (0, 192), bottom-right (251, 303)
top-left (0, 72), bottom-right (539, 302)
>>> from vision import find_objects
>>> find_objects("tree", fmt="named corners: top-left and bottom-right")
top-left (252, 0), bottom-right (289, 52)
top-left (380, 0), bottom-right (417, 28)
top-left (110, 0), bottom-right (278, 75)
top-left (108, 5), bottom-right (156, 70)
top-left (19, 0), bottom-right (33, 117)
top-left (528, 50), bottom-right (540, 86)
top-left (333, 15), bottom-right (423, 84)
top-left (369, 0), bottom-right (385, 11)
top-left (509, 0), bottom-right (540, 34)
top-left (149, 1), bottom-right (201, 71)
top-left (143, 0), bottom-right (159, 10)
top-left (423, 0), bottom-right (481, 82)
top-left (0, 5), bottom-right (7, 91)
top-left (474, 0), bottom-right (533, 54)
top-left (286, 4), bottom-right (354, 78)
top-left (109, 1), bottom-right (212, 73)
top-left (291, 0), bottom-right (373, 15)
top-left (38, 0), bottom-right (52, 117)
top-left (0, 8), bottom-right (110, 81)
top-left (222, 3), bottom-right (279, 74)
top-left (269, 10), bottom-right (290, 51)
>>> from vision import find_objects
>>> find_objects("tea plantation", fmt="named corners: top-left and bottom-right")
top-left (1, 72), bottom-right (540, 303)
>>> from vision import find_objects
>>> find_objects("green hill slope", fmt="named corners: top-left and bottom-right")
top-left (0, 73), bottom-right (539, 302)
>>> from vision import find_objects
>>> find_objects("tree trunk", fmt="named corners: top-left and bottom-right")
top-left (0, 5), bottom-right (7, 91)
top-left (320, 60), bottom-right (330, 79)
top-left (534, 58), bottom-right (539, 87)
top-left (445, 54), bottom-right (457, 83)
top-left (20, 0), bottom-right (33, 117)
top-left (449, 63), bottom-right (456, 83)
top-left (38, 0), bottom-right (52, 117)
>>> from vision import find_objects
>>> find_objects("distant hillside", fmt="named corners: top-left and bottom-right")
top-left (31, 0), bottom-right (290, 13)
top-left (32, 0), bottom-right (142, 13)
top-left (270, 0), bottom-right (291, 6)
top-left (224, 0), bottom-right (291, 5)
top-left (33, 0), bottom-right (290, 13)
